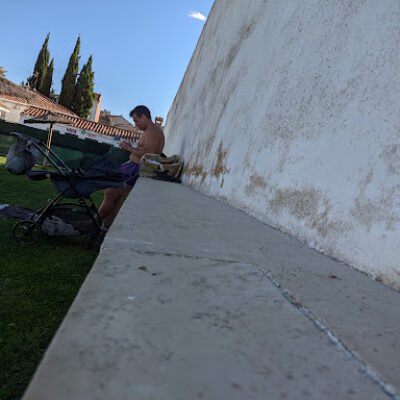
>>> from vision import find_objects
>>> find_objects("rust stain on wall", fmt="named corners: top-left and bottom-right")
top-left (183, 162), bottom-right (208, 184)
top-left (205, 132), bottom-right (217, 155)
top-left (268, 186), bottom-right (348, 238)
top-left (212, 141), bottom-right (230, 178)
top-left (269, 187), bottom-right (321, 219)
top-left (348, 168), bottom-right (400, 231)
top-left (245, 173), bottom-right (267, 195)
top-left (184, 141), bottom-right (229, 183)
top-left (350, 189), bottom-right (400, 231)
top-left (226, 21), bottom-right (257, 69)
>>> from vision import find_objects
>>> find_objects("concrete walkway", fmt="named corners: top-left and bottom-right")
top-left (23, 179), bottom-right (400, 400)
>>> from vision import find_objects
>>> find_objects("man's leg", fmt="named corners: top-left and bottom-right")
top-left (98, 186), bottom-right (132, 225)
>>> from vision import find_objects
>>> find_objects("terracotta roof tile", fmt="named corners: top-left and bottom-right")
top-left (28, 91), bottom-right (77, 116)
top-left (21, 106), bottom-right (140, 140)
top-left (0, 77), bottom-right (77, 116)
top-left (0, 92), bottom-right (77, 116)
top-left (0, 94), bottom-right (28, 104)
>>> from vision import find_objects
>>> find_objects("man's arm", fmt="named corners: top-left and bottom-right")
top-left (119, 133), bottom-right (148, 162)
top-left (120, 141), bottom-right (146, 158)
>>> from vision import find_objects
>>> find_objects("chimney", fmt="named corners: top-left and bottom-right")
top-left (155, 116), bottom-right (164, 126)
top-left (89, 93), bottom-right (102, 122)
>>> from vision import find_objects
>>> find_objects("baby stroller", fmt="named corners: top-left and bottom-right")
top-left (5, 132), bottom-right (124, 247)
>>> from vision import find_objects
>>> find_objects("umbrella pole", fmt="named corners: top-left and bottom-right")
top-left (43, 123), bottom-right (54, 167)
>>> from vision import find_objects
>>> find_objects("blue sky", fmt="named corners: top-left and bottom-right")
top-left (0, 0), bottom-right (214, 121)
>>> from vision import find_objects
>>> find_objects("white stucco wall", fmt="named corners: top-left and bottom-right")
top-left (0, 99), bottom-right (27, 123)
top-left (164, 0), bottom-right (400, 288)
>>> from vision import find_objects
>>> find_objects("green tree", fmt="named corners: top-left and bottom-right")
top-left (28, 33), bottom-right (50, 91)
top-left (40, 58), bottom-right (54, 97)
top-left (49, 89), bottom-right (57, 102)
top-left (59, 36), bottom-right (81, 109)
top-left (72, 55), bottom-right (94, 119)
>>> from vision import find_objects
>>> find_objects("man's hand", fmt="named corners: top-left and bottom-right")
top-left (119, 141), bottom-right (133, 152)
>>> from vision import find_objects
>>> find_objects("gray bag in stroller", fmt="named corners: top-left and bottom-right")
top-left (5, 137), bottom-right (38, 175)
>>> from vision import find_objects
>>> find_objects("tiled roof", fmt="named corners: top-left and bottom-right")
top-left (0, 77), bottom-right (35, 100)
top-left (109, 114), bottom-right (133, 127)
top-left (0, 93), bottom-right (28, 104)
top-left (28, 91), bottom-right (77, 116)
top-left (22, 107), bottom-right (141, 140)
top-left (0, 92), bottom-right (77, 116)
top-left (0, 77), bottom-right (77, 116)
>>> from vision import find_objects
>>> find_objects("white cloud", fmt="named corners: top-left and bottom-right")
top-left (188, 11), bottom-right (207, 21)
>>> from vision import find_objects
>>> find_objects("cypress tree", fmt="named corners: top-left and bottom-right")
top-left (49, 89), bottom-right (57, 102)
top-left (59, 36), bottom-right (81, 109)
top-left (72, 55), bottom-right (95, 119)
top-left (28, 33), bottom-right (50, 90)
top-left (40, 58), bottom-right (54, 97)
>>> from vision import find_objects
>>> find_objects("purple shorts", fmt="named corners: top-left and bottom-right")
top-left (121, 161), bottom-right (140, 187)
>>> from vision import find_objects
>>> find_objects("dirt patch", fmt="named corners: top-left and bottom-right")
top-left (380, 144), bottom-right (400, 175)
top-left (349, 168), bottom-right (400, 231)
top-left (350, 192), bottom-right (399, 231)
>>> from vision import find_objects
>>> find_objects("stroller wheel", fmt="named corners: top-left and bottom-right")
top-left (12, 220), bottom-right (41, 245)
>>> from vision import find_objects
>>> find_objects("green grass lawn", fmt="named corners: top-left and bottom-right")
top-left (0, 156), bottom-right (104, 400)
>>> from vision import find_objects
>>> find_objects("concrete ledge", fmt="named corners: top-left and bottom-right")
top-left (23, 179), bottom-right (400, 400)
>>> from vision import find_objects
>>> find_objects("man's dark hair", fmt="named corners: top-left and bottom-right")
top-left (129, 105), bottom-right (151, 119)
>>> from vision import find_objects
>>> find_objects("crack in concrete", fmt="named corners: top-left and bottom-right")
top-left (103, 242), bottom-right (399, 398)
top-left (101, 246), bottom-right (240, 265)
top-left (259, 269), bottom-right (400, 400)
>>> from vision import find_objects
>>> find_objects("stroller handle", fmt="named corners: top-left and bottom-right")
top-left (9, 131), bottom-right (72, 174)
top-left (10, 131), bottom-right (42, 145)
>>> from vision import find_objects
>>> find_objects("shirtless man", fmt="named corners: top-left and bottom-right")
top-left (98, 105), bottom-right (165, 225)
